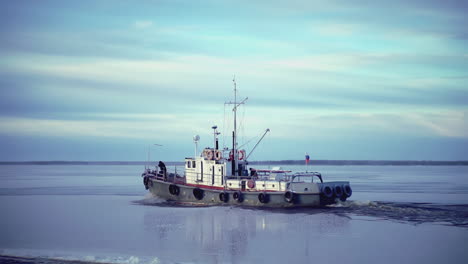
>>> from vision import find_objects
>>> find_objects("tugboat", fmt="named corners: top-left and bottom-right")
top-left (141, 80), bottom-right (352, 207)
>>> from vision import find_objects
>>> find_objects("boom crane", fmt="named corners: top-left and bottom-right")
top-left (246, 128), bottom-right (270, 160)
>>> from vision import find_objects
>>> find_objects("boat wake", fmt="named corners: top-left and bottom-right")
top-left (132, 193), bottom-right (167, 206)
top-left (327, 200), bottom-right (468, 227)
top-left (133, 193), bottom-right (468, 227)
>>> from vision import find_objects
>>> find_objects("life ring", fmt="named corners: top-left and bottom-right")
top-left (334, 185), bottom-right (343, 197)
top-left (284, 191), bottom-right (295, 203)
top-left (193, 188), bottom-right (204, 200)
top-left (247, 180), bottom-right (255, 189)
top-left (215, 151), bottom-right (223, 160)
top-left (229, 150), bottom-right (234, 161)
top-left (238, 150), bottom-right (245, 160)
top-left (322, 186), bottom-right (333, 198)
top-left (258, 192), bottom-right (269, 203)
top-left (169, 184), bottom-right (180, 196)
top-left (233, 191), bottom-right (243, 202)
top-left (343, 185), bottom-right (352, 197)
top-left (204, 150), bottom-right (214, 160)
top-left (219, 192), bottom-right (228, 203)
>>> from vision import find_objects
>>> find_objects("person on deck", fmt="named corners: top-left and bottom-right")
top-left (158, 161), bottom-right (167, 180)
top-left (249, 168), bottom-right (258, 178)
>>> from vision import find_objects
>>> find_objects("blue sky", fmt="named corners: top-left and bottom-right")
top-left (0, 0), bottom-right (467, 161)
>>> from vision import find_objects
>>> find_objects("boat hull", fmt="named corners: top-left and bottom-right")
top-left (146, 178), bottom-right (341, 207)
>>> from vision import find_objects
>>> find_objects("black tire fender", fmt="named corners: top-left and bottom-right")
top-left (258, 192), bottom-right (269, 203)
top-left (334, 185), bottom-right (343, 197)
top-left (343, 185), bottom-right (352, 197)
top-left (143, 177), bottom-right (149, 190)
top-left (322, 186), bottom-right (333, 198)
top-left (219, 192), bottom-right (228, 203)
top-left (284, 191), bottom-right (295, 203)
top-left (169, 184), bottom-right (180, 196)
top-left (193, 188), bottom-right (204, 200)
top-left (233, 191), bottom-right (243, 202)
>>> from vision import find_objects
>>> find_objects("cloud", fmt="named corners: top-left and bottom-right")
top-left (406, 112), bottom-right (468, 138)
top-left (134, 20), bottom-right (153, 29)
top-left (0, 115), bottom-right (215, 140)
top-left (2, 107), bottom-right (465, 149)
top-left (240, 108), bottom-right (468, 140)
top-left (2, 49), bottom-right (466, 120)
top-left (0, 51), bottom-right (407, 88)
top-left (313, 23), bottom-right (361, 36)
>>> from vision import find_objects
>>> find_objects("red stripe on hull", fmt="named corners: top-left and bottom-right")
top-left (181, 182), bottom-right (283, 193)
top-left (184, 183), bottom-right (226, 190)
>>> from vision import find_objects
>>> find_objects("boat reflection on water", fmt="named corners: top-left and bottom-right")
top-left (142, 205), bottom-right (350, 263)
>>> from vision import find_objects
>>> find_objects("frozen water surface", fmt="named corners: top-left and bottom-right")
top-left (0, 165), bottom-right (467, 264)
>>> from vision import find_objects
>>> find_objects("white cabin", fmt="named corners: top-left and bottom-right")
top-left (182, 147), bottom-right (319, 193)
top-left (184, 155), bottom-right (228, 188)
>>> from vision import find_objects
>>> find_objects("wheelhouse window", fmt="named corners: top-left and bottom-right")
top-left (192, 161), bottom-right (196, 168)
top-left (187, 161), bottom-right (191, 168)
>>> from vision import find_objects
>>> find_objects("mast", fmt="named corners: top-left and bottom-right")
top-left (225, 77), bottom-right (247, 176)
top-left (212, 126), bottom-right (219, 150)
top-left (233, 78), bottom-right (237, 175)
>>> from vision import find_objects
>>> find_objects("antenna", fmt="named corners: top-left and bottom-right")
top-left (147, 145), bottom-right (150, 170)
top-left (193, 135), bottom-right (200, 157)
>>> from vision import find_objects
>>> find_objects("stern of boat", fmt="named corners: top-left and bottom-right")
top-left (318, 181), bottom-right (352, 205)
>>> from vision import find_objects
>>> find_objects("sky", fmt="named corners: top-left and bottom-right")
top-left (0, 0), bottom-right (467, 161)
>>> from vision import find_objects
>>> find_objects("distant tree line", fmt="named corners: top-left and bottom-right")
top-left (1, 160), bottom-right (467, 166)
top-left (248, 160), bottom-right (468, 166)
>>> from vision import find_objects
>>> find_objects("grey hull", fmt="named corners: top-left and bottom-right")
top-left (147, 178), bottom-right (341, 208)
